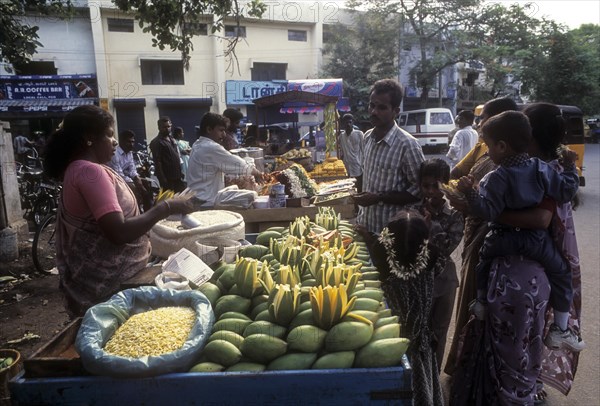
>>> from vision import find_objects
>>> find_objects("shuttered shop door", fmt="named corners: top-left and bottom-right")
top-left (156, 98), bottom-right (212, 144)
top-left (114, 99), bottom-right (147, 148)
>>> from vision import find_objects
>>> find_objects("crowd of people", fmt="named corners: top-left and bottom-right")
top-left (35, 75), bottom-right (585, 405)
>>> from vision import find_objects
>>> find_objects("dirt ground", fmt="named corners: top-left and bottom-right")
top-left (0, 234), bottom-right (71, 359)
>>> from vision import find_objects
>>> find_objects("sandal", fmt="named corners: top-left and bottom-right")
top-left (533, 381), bottom-right (547, 405)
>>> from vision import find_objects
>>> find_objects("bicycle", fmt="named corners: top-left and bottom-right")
top-left (32, 211), bottom-right (57, 274)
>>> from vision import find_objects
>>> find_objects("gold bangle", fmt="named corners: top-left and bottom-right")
top-left (164, 200), bottom-right (171, 215)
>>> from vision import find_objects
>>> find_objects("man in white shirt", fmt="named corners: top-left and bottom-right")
top-left (108, 130), bottom-right (152, 211)
top-left (446, 110), bottom-right (478, 164)
top-left (337, 113), bottom-right (365, 192)
top-left (187, 112), bottom-right (264, 206)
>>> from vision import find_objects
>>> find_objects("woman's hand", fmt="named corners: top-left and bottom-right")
top-left (165, 190), bottom-right (203, 215)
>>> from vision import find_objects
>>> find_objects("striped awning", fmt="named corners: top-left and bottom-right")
top-left (0, 98), bottom-right (98, 112)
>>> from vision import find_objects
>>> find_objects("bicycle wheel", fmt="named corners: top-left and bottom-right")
top-left (32, 213), bottom-right (57, 274)
top-left (32, 194), bottom-right (56, 226)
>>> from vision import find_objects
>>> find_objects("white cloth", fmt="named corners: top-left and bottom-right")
top-left (13, 135), bottom-right (30, 154)
top-left (107, 146), bottom-right (139, 183)
top-left (446, 126), bottom-right (478, 162)
top-left (338, 129), bottom-right (365, 177)
top-left (187, 137), bottom-right (255, 206)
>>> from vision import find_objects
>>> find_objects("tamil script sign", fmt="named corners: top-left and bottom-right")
top-left (226, 80), bottom-right (287, 105)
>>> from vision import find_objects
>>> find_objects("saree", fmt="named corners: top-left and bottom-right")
top-left (450, 256), bottom-right (551, 405)
top-left (538, 161), bottom-right (581, 395)
top-left (445, 154), bottom-right (497, 374)
top-left (56, 165), bottom-right (151, 316)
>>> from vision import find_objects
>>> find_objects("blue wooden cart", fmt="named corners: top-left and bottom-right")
top-left (10, 359), bottom-right (412, 405)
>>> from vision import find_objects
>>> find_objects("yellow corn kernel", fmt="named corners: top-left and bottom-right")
top-left (104, 306), bottom-right (196, 358)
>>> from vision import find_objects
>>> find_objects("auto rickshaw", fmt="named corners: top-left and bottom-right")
top-left (473, 103), bottom-right (586, 186)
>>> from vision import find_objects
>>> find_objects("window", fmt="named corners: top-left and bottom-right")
top-left (430, 112), bottom-right (453, 125)
top-left (183, 22), bottom-right (208, 36)
top-left (15, 61), bottom-right (57, 75)
top-left (288, 30), bottom-right (307, 42)
top-left (140, 60), bottom-right (184, 85)
top-left (407, 112), bottom-right (426, 126)
top-left (107, 18), bottom-right (134, 33)
top-left (397, 115), bottom-right (407, 126)
top-left (225, 25), bottom-right (246, 38)
top-left (251, 63), bottom-right (287, 81)
top-left (323, 25), bottom-right (334, 44)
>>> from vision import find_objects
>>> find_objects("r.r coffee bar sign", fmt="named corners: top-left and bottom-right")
top-left (0, 74), bottom-right (97, 100)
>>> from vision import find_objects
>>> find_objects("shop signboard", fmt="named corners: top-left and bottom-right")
top-left (0, 74), bottom-right (97, 100)
top-left (226, 80), bottom-right (287, 105)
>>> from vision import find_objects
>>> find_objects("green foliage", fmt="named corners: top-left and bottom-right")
top-left (324, 0), bottom-right (485, 110)
top-left (321, 8), bottom-right (400, 121)
top-left (113, 0), bottom-right (266, 70)
top-left (522, 25), bottom-right (600, 115)
top-left (0, 0), bottom-right (74, 67)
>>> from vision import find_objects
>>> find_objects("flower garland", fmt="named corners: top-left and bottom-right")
top-left (282, 168), bottom-right (307, 198)
top-left (378, 227), bottom-right (430, 280)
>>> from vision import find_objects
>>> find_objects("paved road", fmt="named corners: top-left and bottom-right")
top-left (428, 145), bottom-right (600, 405)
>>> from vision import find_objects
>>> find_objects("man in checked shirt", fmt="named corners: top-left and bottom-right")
top-left (352, 79), bottom-right (425, 234)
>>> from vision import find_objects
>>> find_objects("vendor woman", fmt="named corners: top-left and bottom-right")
top-left (44, 105), bottom-right (197, 316)
top-left (187, 112), bottom-right (265, 206)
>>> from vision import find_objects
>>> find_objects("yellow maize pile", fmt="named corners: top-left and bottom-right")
top-left (104, 306), bottom-right (196, 358)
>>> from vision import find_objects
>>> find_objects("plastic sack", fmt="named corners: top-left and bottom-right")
top-left (215, 185), bottom-right (258, 209)
top-left (75, 286), bottom-right (214, 378)
top-left (154, 271), bottom-right (191, 291)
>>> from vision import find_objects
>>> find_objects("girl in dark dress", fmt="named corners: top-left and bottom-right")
top-left (358, 210), bottom-right (446, 406)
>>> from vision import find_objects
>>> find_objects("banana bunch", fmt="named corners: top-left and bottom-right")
top-left (233, 257), bottom-right (264, 298)
top-left (270, 235), bottom-right (309, 269)
top-left (289, 216), bottom-right (311, 239)
top-left (343, 242), bottom-right (359, 262)
top-left (155, 188), bottom-right (175, 202)
top-left (300, 247), bottom-right (324, 279)
top-left (315, 210), bottom-right (340, 231)
top-left (438, 180), bottom-right (466, 202)
top-left (323, 103), bottom-right (338, 156)
top-left (275, 265), bottom-right (302, 287)
top-left (316, 263), bottom-right (361, 294)
top-left (309, 284), bottom-right (356, 330)
top-left (268, 284), bottom-right (301, 326)
top-left (258, 264), bottom-right (276, 294)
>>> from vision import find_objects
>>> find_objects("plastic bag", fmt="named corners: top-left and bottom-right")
top-left (154, 271), bottom-right (191, 291)
top-left (215, 185), bottom-right (258, 209)
top-left (75, 286), bottom-right (214, 378)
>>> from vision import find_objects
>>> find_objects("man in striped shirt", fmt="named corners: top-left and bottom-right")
top-left (353, 79), bottom-right (425, 233)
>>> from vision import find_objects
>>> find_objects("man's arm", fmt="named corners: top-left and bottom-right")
top-left (450, 142), bottom-right (484, 179)
top-left (446, 131), bottom-right (462, 160)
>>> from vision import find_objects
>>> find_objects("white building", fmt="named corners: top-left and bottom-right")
top-left (1, 0), bottom-right (341, 144)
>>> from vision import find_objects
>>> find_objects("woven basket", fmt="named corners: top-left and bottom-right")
top-left (0, 349), bottom-right (22, 405)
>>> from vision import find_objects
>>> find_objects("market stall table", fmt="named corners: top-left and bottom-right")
top-left (227, 203), bottom-right (355, 233)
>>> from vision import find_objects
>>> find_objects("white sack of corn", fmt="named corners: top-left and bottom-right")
top-left (149, 210), bottom-right (245, 259)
